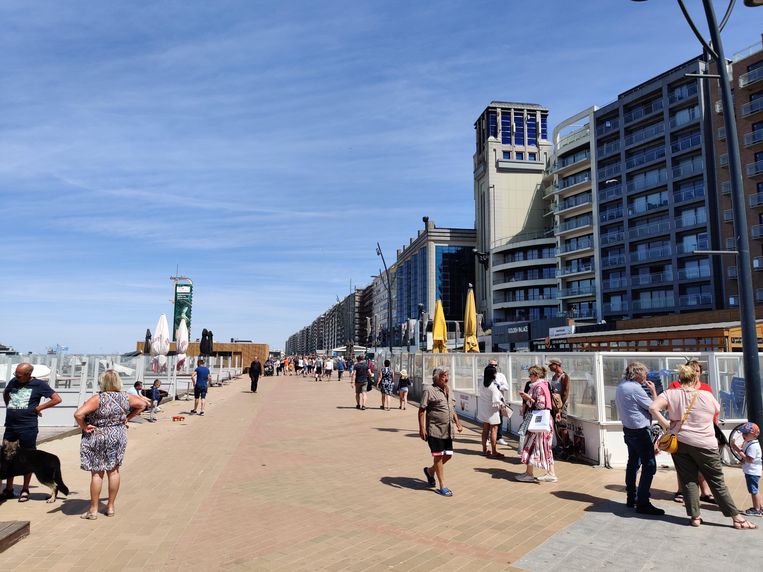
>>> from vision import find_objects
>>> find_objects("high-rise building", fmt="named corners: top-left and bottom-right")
top-left (593, 56), bottom-right (723, 320)
top-left (473, 102), bottom-right (552, 324)
top-left (711, 37), bottom-right (763, 307)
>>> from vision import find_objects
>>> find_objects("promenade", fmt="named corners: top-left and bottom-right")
top-left (0, 374), bottom-right (756, 571)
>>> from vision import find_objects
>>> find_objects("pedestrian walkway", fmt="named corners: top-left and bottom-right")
top-left (0, 374), bottom-right (755, 571)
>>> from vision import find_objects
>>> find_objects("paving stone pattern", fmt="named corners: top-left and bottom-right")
top-left (0, 375), bottom-right (755, 571)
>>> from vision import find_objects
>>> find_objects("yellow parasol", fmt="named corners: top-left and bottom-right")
top-left (432, 299), bottom-right (448, 353)
top-left (463, 285), bottom-right (479, 353)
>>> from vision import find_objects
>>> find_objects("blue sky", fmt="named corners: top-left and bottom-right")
top-left (0, 1), bottom-right (760, 353)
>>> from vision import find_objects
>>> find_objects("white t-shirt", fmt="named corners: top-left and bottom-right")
top-left (494, 372), bottom-right (509, 392)
top-left (742, 440), bottom-right (762, 476)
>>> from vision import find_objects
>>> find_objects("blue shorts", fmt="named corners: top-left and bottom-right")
top-left (745, 474), bottom-right (760, 495)
top-left (3, 427), bottom-right (39, 449)
top-left (194, 385), bottom-right (208, 399)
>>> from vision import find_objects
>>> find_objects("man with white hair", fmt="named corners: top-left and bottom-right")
top-left (419, 367), bottom-right (463, 497)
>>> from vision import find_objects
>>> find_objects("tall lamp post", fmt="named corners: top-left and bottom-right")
top-left (632, 0), bottom-right (763, 434)
top-left (376, 242), bottom-right (394, 353)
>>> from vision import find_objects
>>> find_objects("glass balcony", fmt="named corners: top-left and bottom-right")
top-left (673, 160), bottom-right (704, 179)
top-left (556, 193), bottom-right (593, 213)
top-left (603, 302), bottom-right (629, 314)
top-left (752, 224), bottom-right (763, 239)
top-left (601, 255), bottom-right (626, 268)
top-left (718, 127), bottom-right (726, 140)
top-left (556, 215), bottom-right (593, 233)
top-left (596, 118), bottom-right (619, 137)
top-left (671, 133), bottom-right (701, 154)
top-left (670, 110), bottom-right (700, 130)
top-left (628, 220), bottom-right (672, 240)
top-left (723, 209), bottom-right (734, 222)
top-left (721, 181), bottom-right (731, 195)
top-left (742, 98), bottom-right (763, 117)
top-left (599, 231), bottom-right (625, 246)
top-left (599, 208), bottom-right (624, 222)
top-left (626, 171), bottom-right (668, 193)
top-left (744, 130), bottom-right (763, 148)
top-left (630, 271), bottom-right (674, 287)
top-left (720, 153), bottom-right (729, 167)
top-left (628, 200), bottom-right (668, 216)
top-left (603, 276), bottom-right (627, 290)
top-left (739, 66), bottom-right (763, 88)
top-left (560, 238), bottom-right (594, 254)
top-left (678, 268), bottom-right (711, 280)
top-left (679, 293), bottom-right (713, 307)
top-left (598, 185), bottom-right (623, 203)
top-left (674, 212), bottom-right (707, 229)
top-left (624, 122), bottom-right (665, 148)
top-left (750, 193), bottom-right (763, 208)
top-left (624, 99), bottom-right (664, 124)
top-left (632, 296), bottom-right (675, 311)
top-left (597, 163), bottom-right (621, 180)
top-left (676, 240), bottom-right (709, 254)
top-left (755, 256), bottom-right (763, 271)
top-left (728, 266), bottom-right (738, 279)
top-left (560, 285), bottom-right (596, 297)
top-left (747, 160), bottom-right (763, 177)
top-left (597, 140), bottom-right (620, 158)
top-left (668, 84), bottom-right (698, 105)
top-left (673, 186), bottom-right (705, 204)
top-left (626, 148), bottom-right (666, 171)
top-left (560, 263), bottom-right (594, 276)
top-left (629, 246), bottom-right (672, 263)
top-left (557, 126), bottom-right (591, 153)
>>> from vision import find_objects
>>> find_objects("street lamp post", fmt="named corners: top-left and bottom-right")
top-left (376, 242), bottom-right (394, 353)
top-left (633, 0), bottom-right (762, 434)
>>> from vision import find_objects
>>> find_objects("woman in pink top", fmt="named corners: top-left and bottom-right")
top-left (650, 365), bottom-right (756, 530)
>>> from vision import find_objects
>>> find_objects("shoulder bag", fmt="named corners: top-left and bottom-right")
top-left (657, 390), bottom-right (699, 454)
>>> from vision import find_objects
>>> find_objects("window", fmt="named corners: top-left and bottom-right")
top-left (541, 113), bottom-right (548, 140)
top-left (528, 152), bottom-right (537, 161)
top-left (527, 113), bottom-right (537, 146)
top-left (516, 152), bottom-right (524, 161)
top-left (503, 151), bottom-right (511, 160)
top-left (514, 113), bottom-right (525, 145)
top-left (501, 111), bottom-right (512, 145)
top-left (488, 111), bottom-right (497, 139)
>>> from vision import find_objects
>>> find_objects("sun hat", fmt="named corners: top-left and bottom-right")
top-left (547, 358), bottom-right (562, 366)
top-left (399, 369), bottom-right (408, 377)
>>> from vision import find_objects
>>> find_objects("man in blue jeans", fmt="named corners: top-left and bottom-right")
top-left (615, 361), bottom-right (664, 516)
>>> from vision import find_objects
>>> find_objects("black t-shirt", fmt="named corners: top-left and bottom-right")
top-left (353, 363), bottom-right (369, 383)
top-left (3, 378), bottom-right (55, 429)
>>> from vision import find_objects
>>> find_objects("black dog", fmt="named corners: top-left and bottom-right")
top-left (0, 440), bottom-right (70, 502)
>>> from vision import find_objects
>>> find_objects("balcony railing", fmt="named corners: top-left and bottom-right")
top-left (674, 212), bottom-right (707, 229)
top-left (628, 200), bottom-right (668, 216)
top-left (603, 277), bottom-right (627, 290)
top-left (560, 238), bottom-right (594, 253)
top-left (556, 215), bottom-right (593, 233)
top-left (626, 171), bottom-right (668, 193)
top-left (629, 246), bottom-right (672, 263)
top-left (720, 153), bottom-right (729, 167)
top-left (597, 140), bottom-right (620, 158)
top-left (603, 302), bottom-right (629, 314)
top-left (676, 240), bottom-right (709, 254)
top-left (624, 99), bottom-right (664, 124)
top-left (668, 84), bottom-right (698, 105)
top-left (744, 130), bottom-right (763, 148)
top-left (679, 293), bottom-right (713, 307)
top-left (599, 208), bottom-right (624, 222)
top-left (673, 186), bottom-right (705, 204)
top-left (752, 224), bottom-right (763, 239)
top-left (631, 271), bottom-right (674, 287)
top-left (632, 297), bottom-right (676, 311)
top-left (624, 122), bottom-right (665, 148)
top-left (673, 160), bottom-right (704, 179)
top-left (628, 220), bottom-right (672, 240)
top-left (718, 127), bottom-right (726, 140)
top-left (556, 193), bottom-right (593, 213)
top-left (671, 133), bottom-right (701, 154)
top-left (597, 163), bottom-right (622, 180)
top-left (742, 98), bottom-right (763, 117)
top-left (728, 266), bottom-right (738, 279)
top-left (557, 126), bottom-right (590, 152)
top-left (626, 148), bottom-right (666, 171)
top-left (560, 285), bottom-right (596, 297)
top-left (560, 263), bottom-right (594, 276)
top-left (739, 66), bottom-right (763, 88)
top-left (601, 255), bottom-right (626, 268)
top-left (755, 256), bottom-right (763, 270)
top-left (670, 111), bottom-right (699, 129)
top-left (750, 193), bottom-right (763, 208)
top-left (678, 268), bottom-right (711, 280)
top-left (596, 119), bottom-right (619, 137)
top-left (747, 160), bottom-right (763, 177)
top-left (721, 181), bottom-right (731, 195)
top-left (598, 185), bottom-right (623, 203)
top-left (723, 209), bottom-right (734, 222)
top-left (599, 231), bottom-right (625, 246)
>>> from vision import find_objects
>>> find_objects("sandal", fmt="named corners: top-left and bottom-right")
top-left (673, 492), bottom-right (684, 503)
top-left (733, 518), bottom-right (758, 530)
top-left (80, 512), bottom-right (98, 520)
top-left (700, 494), bottom-right (717, 505)
top-left (435, 487), bottom-right (453, 497)
top-left (690, 517), bottom-right (703, 527)
top-left (18, 490), bottom-right (30, 502)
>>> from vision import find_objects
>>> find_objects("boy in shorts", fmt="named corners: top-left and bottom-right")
top-left (733, 422), bottom-right (762, 517)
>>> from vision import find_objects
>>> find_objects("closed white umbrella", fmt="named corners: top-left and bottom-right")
top-left (151, 314), bottom-right (170, 373)
top-left (176, 318), bottom-right (189, 370)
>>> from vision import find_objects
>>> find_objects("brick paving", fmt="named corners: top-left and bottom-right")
top-left (0, 374), bottom-right (754, 571)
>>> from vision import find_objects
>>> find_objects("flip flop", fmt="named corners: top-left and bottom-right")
top-left (18, 490), bottom-right (30, 503)
top-left (80, 512), bottom-right (97, 520)
top-left (423, 467), bottom-right (436, 487)
top-left (435, 488), bottom-right (453, 497)
top-left (733, 518), bottom-right (758, 530)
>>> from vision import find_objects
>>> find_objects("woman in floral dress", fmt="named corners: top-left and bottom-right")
top-left (74, 370), bottom-right (145, 519)
top-left (516, 365), bottom-right (558, 483)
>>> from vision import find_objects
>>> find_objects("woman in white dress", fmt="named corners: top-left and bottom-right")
top-left (478, 364), bottom-right (505, 458)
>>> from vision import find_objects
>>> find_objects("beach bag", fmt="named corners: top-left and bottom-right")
top-left (657, 391), bottom-right (698, 453)
top-left (527, 409), bottom-right (552, 433)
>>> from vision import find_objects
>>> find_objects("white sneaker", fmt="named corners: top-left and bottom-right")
top-left (537, 474), bottom-right (558, 482)
top-left (515, 473), bottom-right (537, 483)
top-left (497, 438), bottom-right (509, 446)
top-left (485, 440), bottom-right (490, 447)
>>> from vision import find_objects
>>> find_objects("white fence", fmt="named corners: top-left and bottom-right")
top-left (371, 350), bottom-right (758, 467)
top-left (0, 354), bottom-right (243, 428)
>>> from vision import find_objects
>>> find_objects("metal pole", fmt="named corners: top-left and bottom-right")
top-left (699, 0), bottom-right (762, 431)
top-left (376, 242), bottom-right (394, 353)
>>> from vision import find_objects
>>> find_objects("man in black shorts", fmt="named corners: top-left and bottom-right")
top-left (351, 355), bottom-right (369, 410)
top-left (419, 367), bottom-right (463, 497)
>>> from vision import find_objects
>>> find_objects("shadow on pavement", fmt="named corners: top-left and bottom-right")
top-left (604, 483), bottom-right (723, 511)
top-left (46, 497), bottom-right (91, 516)
top-left (380, 476), bottom-right (431, 491)
top-left (473, 466), bottom-right (522, 480)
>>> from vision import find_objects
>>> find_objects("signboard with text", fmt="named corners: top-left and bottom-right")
top-left (173, 283), bottom-right (193, 341)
